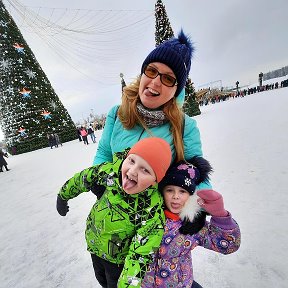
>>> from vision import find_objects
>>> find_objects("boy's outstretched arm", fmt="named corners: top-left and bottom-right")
top-left (56, 165), bottom-right (103, 216)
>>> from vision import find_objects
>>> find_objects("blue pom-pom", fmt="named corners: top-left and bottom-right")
top-left (178, 29), bottom-right (194, 60)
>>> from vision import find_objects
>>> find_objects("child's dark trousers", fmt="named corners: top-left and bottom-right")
top-left (91, 254), bottom-right (124, 288)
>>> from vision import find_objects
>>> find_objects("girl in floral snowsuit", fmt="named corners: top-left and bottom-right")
top-left (142, 157), bottom-right (241, 287)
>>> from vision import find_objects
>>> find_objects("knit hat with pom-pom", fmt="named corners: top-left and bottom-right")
top-left (159, 156), bottom-right (212, 195)
top-left (141, 29), bottom-right (194, 97)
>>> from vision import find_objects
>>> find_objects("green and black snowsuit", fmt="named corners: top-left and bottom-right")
top-left (58, 150), bottom-right (165, 287)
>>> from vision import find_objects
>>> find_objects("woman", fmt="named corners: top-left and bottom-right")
top-left (93, 30), bottom-right (209, 190)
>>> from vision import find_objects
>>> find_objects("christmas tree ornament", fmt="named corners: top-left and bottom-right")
top-left (18, 127), bottom-right (27, 137)
top-left (13, 42), bottom-right (25, 53)
top-left (19, 87), bottom-right (31, 98)
top-left (41, 110), bottom-right (52, 119)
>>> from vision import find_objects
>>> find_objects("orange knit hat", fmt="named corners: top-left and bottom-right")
top-left (128, 137), bottom-right (172, 182)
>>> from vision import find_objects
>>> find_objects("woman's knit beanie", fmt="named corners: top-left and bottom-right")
top-left (141, 29), bottom-right (194, 97)
top-left (128, 137), bottom-right (172, 182)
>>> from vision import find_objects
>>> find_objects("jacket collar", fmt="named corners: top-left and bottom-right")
top-left (164, 209), bottom-right (180, 221)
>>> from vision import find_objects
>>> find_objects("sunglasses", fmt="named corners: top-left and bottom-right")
top-left (143, 65), bottom-right (177, 87)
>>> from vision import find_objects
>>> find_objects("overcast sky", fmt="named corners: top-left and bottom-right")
top-left (1, 0), bottom-right (288, 139)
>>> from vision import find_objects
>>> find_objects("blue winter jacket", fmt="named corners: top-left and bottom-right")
top-left (93, 105), bottom-right (211, 189)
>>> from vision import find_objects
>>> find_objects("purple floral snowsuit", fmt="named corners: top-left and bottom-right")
top-left (142, 212), bottom-right (241, 287)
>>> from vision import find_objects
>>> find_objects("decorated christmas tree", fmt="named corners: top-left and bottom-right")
top-left (0, 1), bottom-right (77, 154)
top-left (154, 0), bottom-right (201, 116)
top-left (182, 78), bottom-right (200, 117)
top-left (155, 0), bottom-right (174, 46)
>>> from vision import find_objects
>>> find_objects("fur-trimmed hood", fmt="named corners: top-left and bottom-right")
top-left (180, 192), bottom-right (202, 222)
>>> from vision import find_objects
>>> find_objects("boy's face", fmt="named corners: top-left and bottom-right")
top-left (163, 185), bottom-right (190, 214)
top-left (121, 154), bottom-right (157, 194)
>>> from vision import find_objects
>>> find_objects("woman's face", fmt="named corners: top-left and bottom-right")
top-left (139, 62), bottom-right (177, 109)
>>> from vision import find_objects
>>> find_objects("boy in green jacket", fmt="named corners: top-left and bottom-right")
top-left (56, 137), bottom-right (172, 288)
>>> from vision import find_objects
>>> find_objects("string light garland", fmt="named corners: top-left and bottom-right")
top-left (4, 0), bottom-right (154, 84)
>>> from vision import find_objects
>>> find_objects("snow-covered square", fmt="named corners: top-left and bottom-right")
top-left (1, 84), bottom-right (287, 288)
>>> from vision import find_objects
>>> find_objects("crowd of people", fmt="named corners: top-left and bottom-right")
top-left (56, 30), bottom-right (241, 288)
top-left (239, 77), bottom-right (288, 96)
top-left (198, 77), bottom-right (288, 106)
top-left (76, 124), bottom-right (97, 145)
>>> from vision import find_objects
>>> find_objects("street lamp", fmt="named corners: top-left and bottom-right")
top-left (259, 72), bottom-right (263, 88)
top-left (120, 73), bottom-right (126, 92)
top-left (236, 81), bottom-right (239, 96)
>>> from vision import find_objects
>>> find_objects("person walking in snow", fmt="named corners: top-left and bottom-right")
top-left (142, 157), bottom-right (241, 288)
top-left (80, 127), bottom-right (89, 145)
top-left (54, 133), bottom-right (63, 147)
top-left (56, 137), bottom-right (172, 288)
top-left (0, 149), bottom-right (10, 172)
top-left (87, 124), bottom-right (96, 143)
top-left (76, 127), bottom-right (82, 142)
top-left (48, 134), bottom-right (57, 149)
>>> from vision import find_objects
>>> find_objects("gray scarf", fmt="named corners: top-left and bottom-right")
top-left (136, 102), bottom-right (168, 128)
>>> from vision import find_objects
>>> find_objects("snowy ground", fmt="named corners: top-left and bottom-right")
top-left (1, 86), bottom-right (288, 288)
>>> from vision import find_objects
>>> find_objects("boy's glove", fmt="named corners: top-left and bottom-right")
top-left (82, 173), bottom-right (105, 199)
top-left (90, 183), bottom-right (106, 199)
top-left (56, 195), bottom-right (69, 216)
top-left (197, 189), bottom-right (228, 217)
top-left (179, 210), bottom-right (208, 235)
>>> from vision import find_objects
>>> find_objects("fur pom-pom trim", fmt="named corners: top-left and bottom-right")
top-left (187, 156), bottom-right (213, 184)
top-left (180, 194), bottom-right (202, 222)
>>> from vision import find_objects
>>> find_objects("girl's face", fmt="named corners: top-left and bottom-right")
top-left (121, 154), bottom-right (157, 194)
top-left (139, 62), bottom-right (177, 109)
top-left (163, 185), bottom-right (190, 214)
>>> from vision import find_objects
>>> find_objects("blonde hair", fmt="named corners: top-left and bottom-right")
top-left (118, 77), bottom-right (185, 162)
